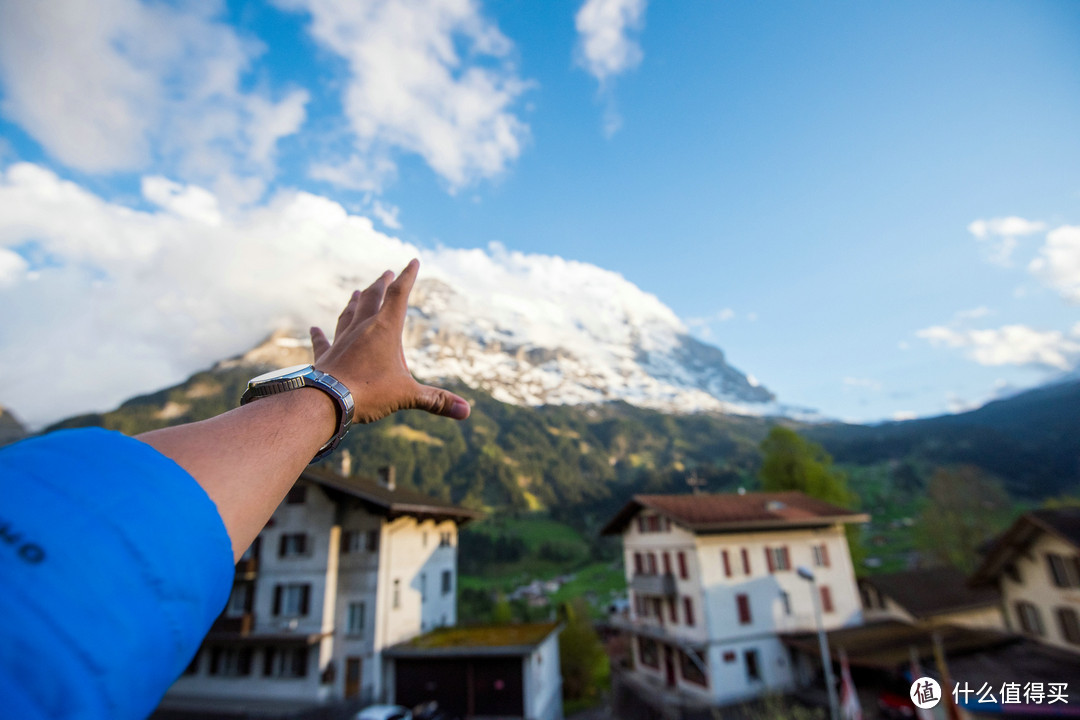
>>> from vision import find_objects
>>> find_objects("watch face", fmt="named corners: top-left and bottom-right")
top-left (249, 364), bottom-right (313, 384)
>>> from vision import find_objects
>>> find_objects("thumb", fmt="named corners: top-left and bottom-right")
top-left (310, 326), bottom-right (331, 360)
top-left (414, 384), bottom-right (471, 420)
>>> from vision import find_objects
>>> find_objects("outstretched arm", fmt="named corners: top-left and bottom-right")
top-left (137, 259), bottom-right (469, 560)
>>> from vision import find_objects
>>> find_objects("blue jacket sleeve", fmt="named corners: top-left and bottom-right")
top-left (0, 428), bottom-right (235, 719)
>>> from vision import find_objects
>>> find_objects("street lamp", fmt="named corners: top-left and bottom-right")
top-left (798, 566), bottom-right (839, 720)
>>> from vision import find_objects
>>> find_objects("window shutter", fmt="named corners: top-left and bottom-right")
top-left (741, 548), bottom-right (750, 575)
top-left (821, 544), bottom-right (830, 567)
top-left (300, 585), bottom-right (311, 616)
top-left (765, 548), bottom-right (775, 573)
top-left (273, 585), bottom-right (282, 616)
top-left (634, 553), bottom-right (643, 574)
top-left (683, 597), bottom-right (695, 626)
top-left (782, 546), bottom-right (791, 570)
top-left (669, 599), bottom-right (677, 623)
top-left (722, 550), bottom-right (732, 578)
top-left (821, 586), bottom-right (834, 613)
top-left (737, 594), bottom-right (752, 624)
top-left (278, 535), bottom-right (287, 558)
top-left (663, 552), bottom-right (672, 575)
top-left (678, 551), bottom-right (688, 579)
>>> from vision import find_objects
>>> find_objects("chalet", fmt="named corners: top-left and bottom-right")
top-left (159, 464), bottom-right (481, 716)
top-left (601, 491), bottom-right (867, 709)
top-left (970, 507), bottom-right (1080, 653)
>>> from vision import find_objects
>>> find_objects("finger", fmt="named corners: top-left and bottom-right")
top-left (336, 290), bottom-right (361, 339)
top-left (355, 270), bottom-right (394, 325)
top-left (310, 326), bottom-right (331, 359)
top-left (414, 383), bottom-right (471, 420)
top-left (382, 258), bottom-right (420, 329)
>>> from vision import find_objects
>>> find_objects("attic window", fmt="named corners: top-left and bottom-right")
top-left (766, 500), bottom-right (785, 512)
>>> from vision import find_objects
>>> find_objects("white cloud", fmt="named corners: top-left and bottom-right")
top-left (967, 216), bottom-right (1047, 267)
top-left (575, 0), bottom-right (648, 85)
top-left (892, 410), bottom-right (917, 421)
top-left (954, 306), bottom-right (991, 322)
top-left (371, 200), bottom-right (402, 230)
top-left (279, 0), bottom-right (530, 192)
top-left (0, 163), bottom-right (688, 428)
top-left (916, 323), bottom-right (1080, 371)
top-left (1029, 225), bottom-right (1080, 303)
top-left (0, 0), bottom-right (308, 203)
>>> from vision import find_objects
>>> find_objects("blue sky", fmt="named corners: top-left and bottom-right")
top-left (1, 0), bottom-right (1078, 426)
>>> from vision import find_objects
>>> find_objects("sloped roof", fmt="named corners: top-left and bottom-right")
top-left (859, 566), bottom-right (999, 619)
top-left (384, 622), bottom-right (562, 657)
top-left (600, 491), bottom-right (868, 535)
top-left (970, 507), bottom-right (1080, 586)
top-left (301, 467), bottom-right (482, 525)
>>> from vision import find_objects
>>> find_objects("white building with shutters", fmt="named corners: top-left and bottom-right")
top-left (601, 491), bottom-right (866, 709)
top-left (159, 464), bottom-right (480, 716)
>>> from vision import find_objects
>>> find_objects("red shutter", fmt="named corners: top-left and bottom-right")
top-left (741, 548), bottom-right (750, 575)
top-left (634, 552), bottom-right (643, 574)
top-left (783, 546), bottom-right (791, 570)
top-left (273, 585), bottom-right (282, 615)
top-left (669, 598), bottom-right (677, 623)
top-left (765, 547), bottom-right (775, 573)
top-left (737, 594), bottom-right (752, 624)
top-left (647, 553), bottom-right (657, 575)
top-left (663, 552), bottom-right (672, 575)
top-left (821, 586), bottom-right (834, 613)
top-left (683, 597), bottom-right (695, 626)
top-left (722, 550), bottom-right (732, 578)
top-left (822, 544), bottom-right (830, 568)
top-left (678, 551), bottom-right (688, 579)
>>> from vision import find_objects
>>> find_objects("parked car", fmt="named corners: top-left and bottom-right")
top-left (355, 704), bottom-right (412, 720)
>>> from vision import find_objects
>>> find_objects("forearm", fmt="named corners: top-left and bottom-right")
top-left (137, 387), bottom-right (336, 561)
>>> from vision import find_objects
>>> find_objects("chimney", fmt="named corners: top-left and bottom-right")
top-left (339, 449), bottom-right (352, 477)
top-left (377, 466), bottom-right (396, 491)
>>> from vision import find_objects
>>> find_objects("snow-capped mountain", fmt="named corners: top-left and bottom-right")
top-left (223, 260), bottom-right (776, 415)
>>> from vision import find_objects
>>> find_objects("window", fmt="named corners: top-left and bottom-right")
top-left (668, 598), bottom-right (678, 623)
top-left (278, 533), bottom-right (308, 558)
top-left (1046, 554), bottom-right (1077, 588)
top-left (1016, 601), bottom-right (1044, 636)
top-left (813, 544), bottom-right (830, 568)
top-left (679, 650), bottom-right (708, 687)
top-left (263, 647), bottom-right (308, 678)
top-left (741, 548), bottom-right (751, 575)
top-left (646, 553), bottom-right (658, 575)
top-left (347, 602), bottom-right (366, 635)
top-left (342, 530), bottom-right (364, 554)
top-left (393, 579), bottom-right (401, 609)
top-left (285, 485), bottom-right (306, 504)
top-left (744, 649), bottom-right (760, 682)
top-left (273, 583), bottom-right (310, 617)
top-left (683, 597), bottom-right (695, 626)
top-left (226, 584), bottom-right (252, 617)
top-left (765, 546), bottom-right (791, 572)
top-left (722, 550), bottom-right (732, 578)
top-left (209, 647), bottom-right (253, 677)
top-left (420, 573), bottom-right (427, 603)
top-left (677, 551), bottom-right (688, 579)
top-left (638, 637), bottom-right (660, 669)
top-left (637, 517), bottom-right (646, 533)
top-left (737, 594), bottom-right (752, 625)
top-left (442, 569), bottom-right (453, 595)
top-left (439, 531), bottom-right (453, 547)
top-left (367, 530), bottom-right (379, 552)
top-left (1057, 607), bottom-right (1080, 645)
top-left (663, 552), bottom-right (672, 575)
top-left (634, 552), bottom-right (644, 574)
top-left (820, 586), bottom-right (834, 613)
top-left (780, 591), bottom-right (791, 616)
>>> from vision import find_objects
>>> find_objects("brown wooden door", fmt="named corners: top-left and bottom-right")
top-left (345, 657), bottom-right (362, 699)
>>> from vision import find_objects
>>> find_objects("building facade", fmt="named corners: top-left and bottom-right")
top-left (602, 491), bottom-right (867, 708)
top-left (970, 508), bottom-right (1080, 653)
top-left (162, 465), bottom-right (480, 714)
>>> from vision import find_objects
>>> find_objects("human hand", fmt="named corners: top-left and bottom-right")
top-left (310, 259), bottom-right (470, 424)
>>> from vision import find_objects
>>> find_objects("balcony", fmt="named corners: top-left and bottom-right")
top-left (630, 573), bottom-right (677, 597)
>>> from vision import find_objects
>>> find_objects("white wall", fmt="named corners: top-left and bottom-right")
top-left (524, 631), bottom-right (564, 720)
top-left (1001, 532), bottom-right (1080, 653)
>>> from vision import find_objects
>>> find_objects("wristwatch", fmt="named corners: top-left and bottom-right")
top-left (240, 364), bottom-right (354, 463)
